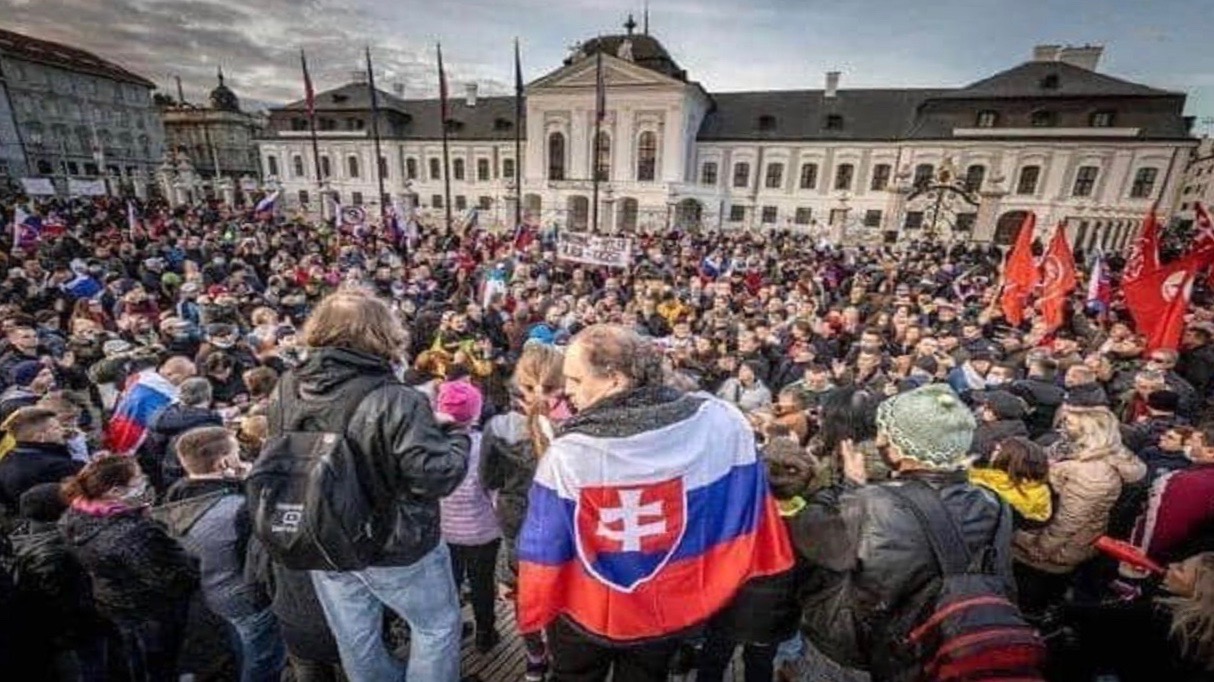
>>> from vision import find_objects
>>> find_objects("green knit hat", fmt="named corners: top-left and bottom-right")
top-left (876, 384), bottom-right (976, 469)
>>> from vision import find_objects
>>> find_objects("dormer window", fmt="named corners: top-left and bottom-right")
top-left (332, 94), bottom-right (349, 103)
top-left (757, 115), bottom-right (776, 131)
top-left (1040, 74), bottom-right (1060, 90)
top-left (976, 110), bottom-right (999, 128)
top-left (1090, 111), bottom-right (1115, 128)
top-left (1030, 110), bottom-right (1057, 127)
top-left (825, 114), bottom-right (844, 130)
top-left (493, 118), bottom-right (513, 131)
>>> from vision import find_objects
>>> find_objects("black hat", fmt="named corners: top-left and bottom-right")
top-left (1148, 390), bottom-right (1180, 413)
top-left (914, 355), bottom-right (939, 375)
top-left (978, 390), bottom-right (1029, 420)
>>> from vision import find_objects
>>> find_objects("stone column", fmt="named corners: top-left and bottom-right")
top-left (975, 190), bottom-right (1006, 243)
top-left (218, 178), bottom-right (236, 206)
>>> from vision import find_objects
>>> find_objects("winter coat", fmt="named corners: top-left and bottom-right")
top-left (1010, 377), bottom-right (1067, 439)
top-left (268, 347), bottom-right (469, 567)
top-left (786, 471), bottom-right (1012, 681)
top-left (0, 442), bottom-right (82, 511)
top-left (144, 404), bottom-right (223, 490)
top-left (968, 467), bottom-right (1053, 529)
top-left (970, 419), bottom-right (1030, 462)
top-left (1177, 343), bottom-right (1214, 400)
top-left (716, 378), bottom-right (773, 413)
top-left (440, 432), bottom-right (501, 546)
top-left (1013, 445), bottom-right (1146, 574)
top-left (152, 478), bottom-right (267, 620)
top-left (8, 518), bottom-right (99, 646)
top-left (1065, 382), bottom-right (1109, 408)
top-left (479, 411), bottom-right (537, 585)
top-left (1138, 446), bottom-right (1192, 486)
top-left (1121, 413), bottom-right (1187, 455)
top-left (1131, 463), bottom-right (1214, 564)
top-left (0, 386), bottom-right (39, 421)
top-left (59, 505), bottom-right (198, 620)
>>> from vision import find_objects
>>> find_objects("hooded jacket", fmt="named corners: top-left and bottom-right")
top-left (968, 467), bottom-right (1052, 528)
top-left (970, 419), bottom-right (1030, 462)
top-left (268, 347), bottom-right (469, 567)
top-left (1010, 377), bottom-right (1066, 439)
top-left (59, 505), bottom-right (198, 620)
top-left (480, 411), bottom-right (539, 585)
top-left (1013, 445), bottom-right (1146, 574)
top-left (152, 478), bottom-right (267, 620)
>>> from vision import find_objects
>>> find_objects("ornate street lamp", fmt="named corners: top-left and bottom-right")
top-left (906, 157), bottom-right (980, 242)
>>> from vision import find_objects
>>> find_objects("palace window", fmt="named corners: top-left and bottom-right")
top-left (794, 207), bottom-right (812, 225)
top-left (548, 132), bottom-right (566, 180)
top-left (976, 110), bottom-right (999, 128)
top-left (761, 206), bottom-right (778, 223)
top-left (429, 158), bottom-right (441, 180)
top-left (800, 163), bottom-right (819, 190)
top-left (732, 162), bottom-right (750, 188)
top-left (1090, 111), bottom-right (1115, 128)
top-left (594, 131), bottom-right (611, 180)
top-left (477, 158), bottom-right (490, 182)
top-left (405, 157), bottom-right (418, 180)
top-left (834, 163), bottom-right (854, 191)
top-left (1017, 165), bottom-right (1041, 195)
top-left (636, 131), bottom-right (657, 181)
top-left (700, 161), bottom-right (718, 186)
top-left (1030, 110), bottom-right (1057, 127)
top-left (453, 159), bottom-right (465, 181)
top-left (1131, 167), bottom-right (1158, 199)
top-left (1072, 165), bottom-right (1099, 197)
top-left (292, 155), bottom-right (305, 178)
top-left (729, 205), bottom-right (746, 222)
top-left (870, 163), bottom-right (891, 191)
top-left (265, 155), bottom-right (279, 177)
top-left (964, 164), bottom-right (986, 193)
top-left (502, 158), bottom-right (515, 180)
top-left (347, 155), bottom-right (360, 178)
top-left (765, 163), bottom-right (784, 189)
top-left (913, 163), bottom-right (934, 191)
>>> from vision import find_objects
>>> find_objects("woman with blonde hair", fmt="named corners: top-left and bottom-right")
top-left (1013, 406), bottom-right (1146, 617)
top-left (479, 341), bottom-right (568, 681)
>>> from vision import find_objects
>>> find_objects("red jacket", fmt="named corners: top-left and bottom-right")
top-left (1133, 463), bottom-right (1214, 563)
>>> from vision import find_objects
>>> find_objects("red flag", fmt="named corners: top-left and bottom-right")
top-left (437, 43), bottom-right (450, 124)
top-left (1040, 224), bottom-right (1078, 331)
top-left (1123, 248), bottom-right (1214, 349)
top-left (300, 49), bottom-right (316, 119)
top-left (1194, 202), bottom-right (1214, 252)
top-left (1124, 203), bottom-right (1161, 282)
top-left (1000, 211), bottom-right (1038, 326)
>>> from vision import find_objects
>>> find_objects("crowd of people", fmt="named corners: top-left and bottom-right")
top-left (1, 193), bottom-right (1213, 682)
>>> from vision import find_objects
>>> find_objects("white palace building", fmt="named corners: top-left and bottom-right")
top-left (258, 20), bottom-right (1196, 248)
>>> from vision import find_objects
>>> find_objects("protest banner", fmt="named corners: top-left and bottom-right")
top-left (67, 178), bottom-right (107, 196)
top-left (556, 232), bottom-right (632, 268)
top-left (20, 177), bottom-right (56, 196)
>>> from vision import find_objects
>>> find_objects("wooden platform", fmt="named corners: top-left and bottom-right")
top-left (458, 599), bottom-right (749, 681)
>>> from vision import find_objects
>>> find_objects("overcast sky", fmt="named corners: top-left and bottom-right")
top-left (3, 0), bottom-right (1211, 129)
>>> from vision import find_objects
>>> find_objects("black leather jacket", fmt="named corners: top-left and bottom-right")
top-left (268, 347), bottom-right (469, 567)
top-left (787, 471), bottom-right (1012, 681)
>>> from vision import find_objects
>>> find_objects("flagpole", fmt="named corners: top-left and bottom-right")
top-left (300, 50), bottom-right (323, 199)
top-left (438, 43), bottom-right (454, 235)
top-left (513, 39), bottom-right (523, 234)
top-left (591, 47), bottom-right (603, 233)
top-left (365, 46), bottom-right (388, 229)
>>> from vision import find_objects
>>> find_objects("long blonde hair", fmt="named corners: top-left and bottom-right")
top-left (1165, 553), bottom-right (1214, 667)
top-left (512, 342), bottom-right (564, 456)
top-left (1063, 407), bottom-right (1126, 457)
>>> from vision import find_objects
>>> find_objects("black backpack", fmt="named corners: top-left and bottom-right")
top-left (887, 482), bottom-right (1046, 682)
top-left (247, 371), bottom-right (391, 571)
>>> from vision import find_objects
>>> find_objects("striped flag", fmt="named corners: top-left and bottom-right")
top-left (11, 206), bottom-right (41, 253)
top-left (105, 369), bottom-right (178, 455)
top-left (1087, 250), bottom-right (1111, 312)
top-left (255, 190), bottom-right (280, 214)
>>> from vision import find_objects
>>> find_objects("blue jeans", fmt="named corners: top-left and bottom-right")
top-left (228, 607), bottom-right (286, 682)
top-left (311, 542), bottom-right (462, 682)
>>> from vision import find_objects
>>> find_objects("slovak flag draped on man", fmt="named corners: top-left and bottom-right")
top-left (516, 396), bottom-right (794, 641)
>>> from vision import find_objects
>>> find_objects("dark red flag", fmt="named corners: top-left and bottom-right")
top-left (1000, 211), bottom-right (1038, 326)
top-left (1124, 203), bottom-right (1161, 283)
top-left (1123, 248), bottom-right (1214, 350)
top-left (1040, 224), bottom-right (1078, 332)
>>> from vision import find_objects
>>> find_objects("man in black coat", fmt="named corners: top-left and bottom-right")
top-left (971, 390), bottom-right (1031, 463)
top-left (1178, 326), bottom-right (1214, 401)
top-left (777, 384), bottom-right (1011, 681)
top-left (0, 408), bottom-right (81, 512)
top-left (143, 377), bottom-right (223, 494)
top-left (1011, 355), bottom-right (1066, 440)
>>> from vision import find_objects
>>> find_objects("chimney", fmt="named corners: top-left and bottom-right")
top-left (392, 82), bottom-right (405, 97)
top-left (825, 71), bottom-right (840, 99)
top-left (465, 82), bottom-right (478, 107)
top-left (1057, 44), bottom-right (1104, 71)
top-left (351, 69), bottom-right (368, 84)
top-left (1032, 44), bottom-right (1062, 62)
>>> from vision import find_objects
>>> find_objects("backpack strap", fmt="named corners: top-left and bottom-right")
top-left (883, 480), bottom-right (972, 576)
